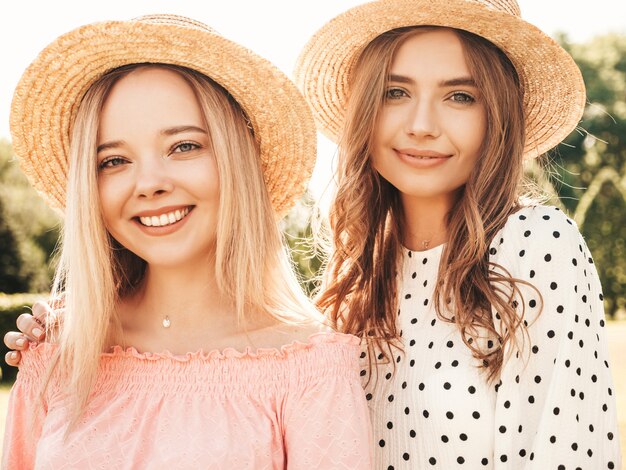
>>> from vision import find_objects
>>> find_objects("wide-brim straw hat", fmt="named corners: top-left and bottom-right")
top-left (11, 14), bottom-right (316, 215)
top-left (295, 0), bottom-right (585, 159)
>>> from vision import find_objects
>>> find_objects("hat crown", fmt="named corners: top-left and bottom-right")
top-left (467, 0), bottom-right (521, 16)
top-left (381, 0), bottom-right (521, 16)
top-left (132, 14), bottom-right (218, 34)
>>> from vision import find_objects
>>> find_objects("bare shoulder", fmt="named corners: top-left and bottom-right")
top-left (250, 318), bottom-right (334, 350)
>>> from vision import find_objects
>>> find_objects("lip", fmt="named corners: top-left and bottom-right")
top-left (134, 205), bottom-right (193, 218)
top-left (393, 148), bottom-right (452, 168)
top-left (132, 205), bottom-right (194, 236)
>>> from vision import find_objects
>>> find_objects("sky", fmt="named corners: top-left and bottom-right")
top-left (2, 0), bottom-right (625, 202)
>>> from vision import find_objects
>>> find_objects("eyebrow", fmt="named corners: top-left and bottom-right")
top-left (388, 74), bottom-right (477, 88)
top-left (97, 140), bottom-right (126, 153)
top-left (160, 125), bottom-right (208, 136)
top-left (96, 125), bottom-right (208, 153)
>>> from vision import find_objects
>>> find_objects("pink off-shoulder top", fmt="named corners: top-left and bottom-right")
top-left (2, 332), bottom-right (372, 469)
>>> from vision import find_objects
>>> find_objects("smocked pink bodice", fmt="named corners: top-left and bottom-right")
top-left (2, 333), bottom-right (372, 469)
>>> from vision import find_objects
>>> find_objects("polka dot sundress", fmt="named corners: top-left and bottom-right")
top-left (361, 205), bottom-right (622, 469)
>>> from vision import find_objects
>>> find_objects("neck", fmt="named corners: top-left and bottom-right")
top-left (113, 259), bottom-right (302, 354)
top-left (117, 258), bottom-right (243, 345)
top-left (401, 191), bottom-right (458, 251)
top-left (141, 261), bottom-right (227, 325)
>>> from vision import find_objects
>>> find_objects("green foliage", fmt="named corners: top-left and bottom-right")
top-left (0, 140), bottom-right (61, 293)
top-left (0, 293), bottom-right (46, 382)
top-left (547, 33), bottom-right (626, 317)
top-left (0, 196), bottom-right (24, 293)
top-left (282, 192), bottom-right (325, 296)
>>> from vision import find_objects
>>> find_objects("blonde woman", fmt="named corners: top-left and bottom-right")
top-left (2, 15), bottom-right (372, 469)
top-left (294, 0), bottom-right (622, 468)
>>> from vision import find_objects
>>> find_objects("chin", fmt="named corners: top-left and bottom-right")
top-left (397, 186), bottom-right (443, 199)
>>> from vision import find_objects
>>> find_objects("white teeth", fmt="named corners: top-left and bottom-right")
top-left (139, 207), bottom-right (190, 227)
top-left (405, 154), bottom-right (435, 159)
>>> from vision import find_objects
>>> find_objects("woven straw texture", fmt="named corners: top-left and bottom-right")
top-left (294, 0), bottom-right (585, 159)
top-left (11, 15), bottom-right (316, 215)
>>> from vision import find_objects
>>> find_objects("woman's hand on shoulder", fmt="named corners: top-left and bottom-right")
top-left (3, 301), bottom-right (51, 367)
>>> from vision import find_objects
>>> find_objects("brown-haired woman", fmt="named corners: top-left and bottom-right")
top-left (295, 0), bottom-right (621, 468)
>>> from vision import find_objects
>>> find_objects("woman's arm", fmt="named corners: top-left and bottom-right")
top-left (282, 338), bottom-right (373, 469)
top-left (490, 206), bottom-right (621, 469)
top-left (2, 343), bottom-right (51, 469)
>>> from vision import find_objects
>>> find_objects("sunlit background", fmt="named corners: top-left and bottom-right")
top-left (1, 0), bottom-right (625, 461)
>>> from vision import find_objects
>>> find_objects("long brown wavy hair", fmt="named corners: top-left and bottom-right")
top-left (317, 26), bottom-right (541, 381)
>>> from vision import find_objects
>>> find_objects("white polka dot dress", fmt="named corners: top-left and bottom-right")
top-left (361, 205), bottom-right (622, 469)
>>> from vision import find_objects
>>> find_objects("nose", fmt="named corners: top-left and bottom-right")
top-left (405, 98), bottom-right (441, 139)
top-left (133, 158), bottom-right (174, 199)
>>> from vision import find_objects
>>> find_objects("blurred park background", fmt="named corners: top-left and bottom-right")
top-left (0, 0), bottom-right (625, 462)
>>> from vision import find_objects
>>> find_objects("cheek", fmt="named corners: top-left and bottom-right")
top-left (97, 176), bottom-right (130, 230)
top-left (373, 108), bottom-right (399, 145)
top-left (450, 110), bottom-right (487, 159)
top-left (185, 158), bottom-right (220, 209)
top-left (202, 158), bottom-right (220, 195)
top-left (371, 113), bottom-right (394, 169)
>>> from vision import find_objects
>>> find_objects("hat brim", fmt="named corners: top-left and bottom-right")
top-left (11, 18), bottom-right (316, 214)
top-left (295, 0), bottom-right (585, 159)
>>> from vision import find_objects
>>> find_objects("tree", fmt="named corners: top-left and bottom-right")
top-left (281, 192), bottom-right (325, 296)
top-left (547, 33), bottom-right (626, 317)
top-left (0, 195), bottom-right (26, 292)
top-left (0, 140), bottom-right (60, 293)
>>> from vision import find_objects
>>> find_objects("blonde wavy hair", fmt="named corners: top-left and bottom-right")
top-left (47, 63), bottom-right (320, 426)
top-left (318, 27), bottom-right (541, 381)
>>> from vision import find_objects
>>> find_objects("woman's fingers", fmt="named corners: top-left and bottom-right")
top-left (3, 331), bottom-right (29, 350)
top-left (3, 299), bottom-right (57, 368)
top-left (32, 300), bottom-right (53, 324)
top-left (16, 313), bottom-right (45, 341)
top-left (4, 350), bottom-right (22, 367)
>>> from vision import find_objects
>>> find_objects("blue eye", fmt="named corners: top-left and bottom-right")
top-left (98, 156), bottom-right (126, 170)
top-left (385, 88), bottom-right (409, 100)
top-left (172, 142), bottom-right (200, 153)
top-left (451, 92), bottom-right (475, 103)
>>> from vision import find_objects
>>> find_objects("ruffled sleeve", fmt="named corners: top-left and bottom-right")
top-left (488, 206), bottom-right (621, 469)
top-left (2, 343), bottom-right (54, 469)
top-left (282, 333), bottom-right (373, 469)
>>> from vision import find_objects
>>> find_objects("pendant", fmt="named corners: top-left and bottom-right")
top-left (423, 240), bottom-right (430, 249)
top-left (162, 316), bottom-right (171, 328)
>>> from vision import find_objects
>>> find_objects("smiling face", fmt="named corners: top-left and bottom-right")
top-left (371, 28), bottom-right (487, 208)
top-left (97, 66), bottom-right (219, 269)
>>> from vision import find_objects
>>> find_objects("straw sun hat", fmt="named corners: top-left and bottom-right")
top-left (295, 0), bottom-right (586, 159)
top-left (11, 14), bottom-right (316, 215)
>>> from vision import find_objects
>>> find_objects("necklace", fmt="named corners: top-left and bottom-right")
top-left (162, 316), bottom-right (171, 328)
top-left (405, 213), bottom-right (448, 251)
top-left (408, 227), bottom-right (447, 251)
